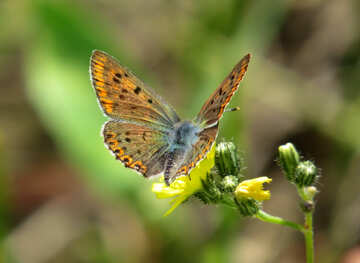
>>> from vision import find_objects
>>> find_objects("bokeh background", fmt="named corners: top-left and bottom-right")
top-left (1, 0), bottom-right (359, 262)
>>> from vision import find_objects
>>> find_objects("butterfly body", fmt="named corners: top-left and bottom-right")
top-left (170, 121), bottom-right (200, 149)
top-left (90, 50), bottom-right (250, 185)
top-left (162, 120), bottom-right (201, 184)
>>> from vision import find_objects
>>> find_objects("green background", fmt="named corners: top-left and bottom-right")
top-left (0, 0), bottom-right (359, 262)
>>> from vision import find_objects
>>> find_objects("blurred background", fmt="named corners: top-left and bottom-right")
top-left (1, 0), bottom-right (359, 262)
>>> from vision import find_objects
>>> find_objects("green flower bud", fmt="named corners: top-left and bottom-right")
top-left (295, 161), bottom-right (317, 187)
top-left (304, 186), bottom-right (318, 200)
top-left (235, 198), bottom-right (259, 217)
top-left (195, 173), bottom-right (223, 204)
top-left (278, 143), bottom-right (300, 182)
top-left (221, 175), bottom-right (239, 192)
top-left (215, 142), bottom-right (241, 177)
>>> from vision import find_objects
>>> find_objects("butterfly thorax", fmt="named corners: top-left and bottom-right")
top-left (170, 121), bottom-right (201, 150)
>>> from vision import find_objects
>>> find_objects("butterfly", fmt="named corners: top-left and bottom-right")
top-left (90, 50), bottom-right (250, 186)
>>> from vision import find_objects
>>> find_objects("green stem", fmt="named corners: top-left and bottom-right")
top-left (297, 186), bottom-right (315, 263)
top-left (255, 210), bottom-right (305, 232)
top-left (303, 211), bottom-right (314, 263)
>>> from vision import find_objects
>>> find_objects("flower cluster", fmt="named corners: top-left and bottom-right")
top-left (152, 142), bottom-right (272, 216)
top-left (278, 143), bottom-right (319, 212)
top-left (151, 141), bottom-right (320, 262)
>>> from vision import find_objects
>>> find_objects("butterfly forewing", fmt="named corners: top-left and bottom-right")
top-left (103, 121), bottom-right (169, 177)
top-left (175, 55), bottom-right (250, 178)
top-left (196, 54), bottom-right (250, 127)
top-left (90, 50), bottom-right (180, 129)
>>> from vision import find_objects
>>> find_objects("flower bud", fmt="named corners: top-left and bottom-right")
top-left (215, 142), bottom-right (240, 177)
top-left (278, 143), bottom-right (300, 182)
top-left (235, 198), bottom-right (259, 217)
top-left (304, 186), bottom-right (318, 200)
top-left (221, 175), bottom-right (239, 192)
top-left (195, 173), bottom-right (223, 204)
top-left (295, 161), bottom-right (317, 187)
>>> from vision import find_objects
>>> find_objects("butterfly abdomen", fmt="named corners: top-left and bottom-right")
top-left (163, 121), bottom-right (202, 185)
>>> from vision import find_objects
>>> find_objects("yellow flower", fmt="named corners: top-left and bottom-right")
top-left (235, 176), bottom-right (272, 201)
top-left (152, 144), bottom-right (216, 216)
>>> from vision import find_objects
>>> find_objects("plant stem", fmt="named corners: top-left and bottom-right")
top-left (297, 186), bottom-right (315, 263)
top-left (255, 210), bottom-right (305, 232)
top-left (303, 212), bottom-right (314, 263)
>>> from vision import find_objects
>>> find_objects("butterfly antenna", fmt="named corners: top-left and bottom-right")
top-left (225, 106), bottom-right (241, 113)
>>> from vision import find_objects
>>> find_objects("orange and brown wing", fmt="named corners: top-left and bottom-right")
top-left (90, 50), bottom-right (180, 129)
top-left (103, 121), bottom-right (169, 177)
top-left (176, 124), bottom-right (218, 177)
top-left (196, 54), bottom-right (250, 128)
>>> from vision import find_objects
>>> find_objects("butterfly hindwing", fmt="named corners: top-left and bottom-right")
top-left (196, 54), bottom-right (250, 127)
top-left (90, 50), bottom-right (180, 129)
top-left (103, 121), bottom-right (170, 177)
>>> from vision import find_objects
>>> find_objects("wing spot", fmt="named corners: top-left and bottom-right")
top-left (120, 155), bottom-right (133, 166)
top-left (137, 150), bottom-right (141, 154)
top-left (179, 166), bottom-right (188, 175)
top-left (142, 131), bottom-right (150, 141)
top-left (125, 131), bottom-right (130, 136)
top-left (115, 73), bottom-right (122, 78)
top-left (134, 86), bottom-right (141, 94)
top-left (124, 73), bottom-right (129, 77)
top-left (219, 87), bottom-right (223, 95)
top-left (125, 138), bottom-right (131, 143)
top-left (148, 99), bottom-right (153, 104)
top-left (119, 95), bottom-right (125, 100)
top-left (105, 133), bottom-right (115, 139)
top-left (93, 61), bottom-right (104, 67)
top-left (210, 99), bottom-right (214, 105)
top-left (131, 106), bottom-right (137, 110)
top-left (93, 77), bottom-right (104, 83)
top-left (122, 89), bottom-right (128, 93)
top-left (113, 77), bottom-right (120, 83)
top-left (130, 161), bottom-right (146, 173)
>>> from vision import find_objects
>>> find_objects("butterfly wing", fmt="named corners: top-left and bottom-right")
top-left (174, 55), bottom-right (250, 178)
top-left (90, 50), bottom-right (180, 129)
top-left (195, 54), bottom-right (250, 128)
top-left (103, 120), bottom-right (170, 177)
top-left (175, 124), bottom-right (218, 177)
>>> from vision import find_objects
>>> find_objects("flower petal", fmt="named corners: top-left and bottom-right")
top-left (235, 176), bottom-right (272, 201)
top-left (152, 144), bottom-right (216, 215)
